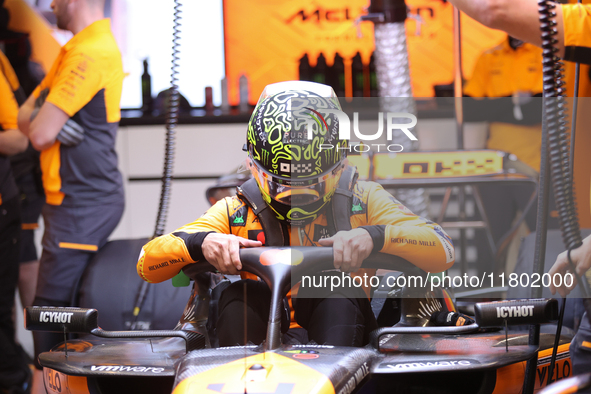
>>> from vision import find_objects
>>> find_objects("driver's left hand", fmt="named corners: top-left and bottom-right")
top-left (318, 228), bottom-right (374, 272)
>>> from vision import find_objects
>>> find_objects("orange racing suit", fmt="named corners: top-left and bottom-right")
top-left (138, 178), bottom-right (455, 284)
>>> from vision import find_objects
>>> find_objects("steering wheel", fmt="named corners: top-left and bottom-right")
top-left (183, 246), bottom-right (426, 350)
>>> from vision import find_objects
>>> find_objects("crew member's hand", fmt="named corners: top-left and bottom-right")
top-left (318, 228), bottom-right (374, 272)
top-left (201, 233), bottom-right (262, 275)
top-left (549, 235), bottom-right (591, 298)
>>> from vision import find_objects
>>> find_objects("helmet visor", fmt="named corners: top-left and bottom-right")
top-left (249, 160), bottom-right (344, 207)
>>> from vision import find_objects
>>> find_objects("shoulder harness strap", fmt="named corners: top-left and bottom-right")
top-left (237, 178), bottom-right (288, 246)
top-left (326, 165), bottom-right (358, 235)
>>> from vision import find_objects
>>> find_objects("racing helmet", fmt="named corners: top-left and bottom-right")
top-left (245, 81), bottom-right (348, 226)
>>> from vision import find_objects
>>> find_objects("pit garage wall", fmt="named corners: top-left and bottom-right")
top-left (112, 123), bottom-right (248, 239)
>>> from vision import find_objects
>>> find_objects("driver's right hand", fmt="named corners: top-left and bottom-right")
top-left (201, 233), bottom-right (262, 275)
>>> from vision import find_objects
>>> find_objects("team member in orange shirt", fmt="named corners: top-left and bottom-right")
top-left (0, 48), bottom-right (30, 394)
top-left (17, 0), bottom-right (124, 390)
top-left (463, 35), bottom-right (550, 275)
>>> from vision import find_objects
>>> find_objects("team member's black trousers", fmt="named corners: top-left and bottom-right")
top-left (217, 276), bottom-right (377, 347)
top-left (0, 197), bottom-right (28, 388)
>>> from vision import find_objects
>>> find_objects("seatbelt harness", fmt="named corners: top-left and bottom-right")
top-left (237, 166), bottom-right (359, 246)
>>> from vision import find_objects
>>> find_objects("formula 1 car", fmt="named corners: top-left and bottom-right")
top-left (26, 247), bottom-right (572, 394)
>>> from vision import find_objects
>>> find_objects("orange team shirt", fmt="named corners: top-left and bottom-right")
top-left (463, 38), bottom-right (544, 171)
top-left (138, 179), bottom-right (455, 328)
top-left (562, 4), bottom-right (591, 64)
top-left (138, 179), bottom-right (455, 282)
top-left (32, 18), bottom-right (124, 207)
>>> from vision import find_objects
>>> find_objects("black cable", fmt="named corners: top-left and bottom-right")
top-left (524, 2), bottom-right (587, 392)
top-left (130, 0), bottom-right (183, 330)
top-left (154, 0), bottom-right (182, 239)
top-left (547, 297), bottom-right (567, 386)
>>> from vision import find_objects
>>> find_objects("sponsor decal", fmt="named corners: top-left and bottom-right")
top-left (248, 229), bottom-right (266, 244)
top-left (381, 359), bottom-right (478, 370)
top-left (45, 369), bottom-right (64, 394)
top-left (230, 206), bottom-right (248, 227)
top-left (339, 362), bottom-right (369, 394)
top-left (537, 358), bottom-right (571, 387)
top-left (40, 311), bottom-right (73, 324)
top-left (392, 151), bottom-right (502, 178)
top-left (286, 6), bottom-right (353, 24)
top-left (89, 365), bottom-right (165, 374)
top-left (149, 261), bottom-right (168, 271)
top-left (284, 350), bottom-right (320, 359)
top-left (419, 241), bottom-right (436, 246)
top-left (292, 353), bottom-right (319, 360)
top-left (496, 305), bottom-right (535, 318)
top-left (351, 196), bottom-right (366, 215)
top-left (216, 345), bottom-right (257, 350)
top-left (391, 237), bottom-right (418, 245)
top-left (313, 225), bottom-right (332, 242)
top-left (433, 226), bottom-right (455, 264)
top-left (288, 344), bottom-right (334, 349)
top-left (149, 258), bottom-right (184, 271)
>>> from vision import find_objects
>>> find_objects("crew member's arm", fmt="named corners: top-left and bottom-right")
top-left (0, 129), bottom-right (28, 155)
top-left (18, 93), bottom-right (69, 151)
top-left (19, 49), bottom-right (106, 151)
top-left (0, 71), bottom-right (27, 155)
top-left (137, 197), bottom-right (261, 283)
top-left (448, 0), bottom-right (564, 57)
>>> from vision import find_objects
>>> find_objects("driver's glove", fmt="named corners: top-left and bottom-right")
top-left (430, 310), bottom-right (475, 327)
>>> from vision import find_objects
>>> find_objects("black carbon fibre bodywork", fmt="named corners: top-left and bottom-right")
top-left (39, 337), bottom-right (186, 377)
top-left (32, 247), bottom-right (575, 394)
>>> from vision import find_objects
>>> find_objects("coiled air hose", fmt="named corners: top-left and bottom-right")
top-left (538, 0), bottom-right (590, 304)
top-left (154, 0), bottom-right (182, 239)
top-left (130, 0), bottom-right (182, 330)
top-left (523, 1), bottom-right (591, 392)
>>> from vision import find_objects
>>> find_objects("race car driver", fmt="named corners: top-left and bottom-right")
top-left (138, 81), bottom-right (456, 347)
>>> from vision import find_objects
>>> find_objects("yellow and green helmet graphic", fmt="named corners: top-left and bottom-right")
top-left (245, 81), bottom-right (349, 225)
top-left (246, 84), bottom-right (347, 180)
